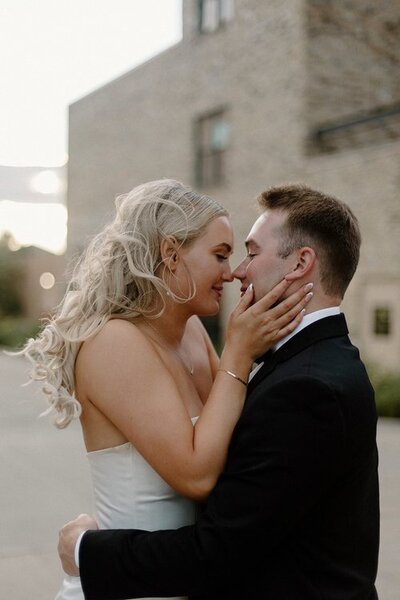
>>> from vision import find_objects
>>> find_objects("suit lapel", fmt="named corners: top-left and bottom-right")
top-left (247, 350), bottom-right (277, 391)
top-left (247, 314), bottom-right (349, 394)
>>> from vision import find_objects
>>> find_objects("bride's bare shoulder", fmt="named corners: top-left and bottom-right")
top-left (79, 318), bottom-right (157, 363)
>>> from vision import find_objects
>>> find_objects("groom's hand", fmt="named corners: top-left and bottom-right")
top-left (58, 513), bottom-right (98, 576)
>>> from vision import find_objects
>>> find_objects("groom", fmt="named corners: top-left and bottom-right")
top-left (59, 183), bottom-right (380, 599)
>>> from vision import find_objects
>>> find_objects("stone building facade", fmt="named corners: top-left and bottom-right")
top-left (67, 0), bottom-right (400, 371)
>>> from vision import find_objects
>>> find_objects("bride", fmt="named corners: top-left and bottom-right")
top-left (21, 179), bottom-right (310, 600)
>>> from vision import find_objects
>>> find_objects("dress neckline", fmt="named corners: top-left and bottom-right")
top-left (87, 415), bottom-right (200, 455)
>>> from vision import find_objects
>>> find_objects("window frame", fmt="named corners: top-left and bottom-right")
top-left (193, 107), bottom-right (230, 188)
top-left (373, 306), bottom-right (392, 336)
top-left (198, 0), bottom-right (234, 34)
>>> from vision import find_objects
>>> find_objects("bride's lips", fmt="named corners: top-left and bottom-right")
top-left (212, 286), bottom-right (223, 299)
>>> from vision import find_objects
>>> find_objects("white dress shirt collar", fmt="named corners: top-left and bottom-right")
top-left (274, 306), bottom-right (341, 352)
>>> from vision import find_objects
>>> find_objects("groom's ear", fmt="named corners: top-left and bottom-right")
top-left (284, 247), bottom-right (316, 282)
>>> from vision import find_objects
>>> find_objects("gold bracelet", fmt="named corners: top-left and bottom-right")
top-left (217, 369), bottom-right (248, 387)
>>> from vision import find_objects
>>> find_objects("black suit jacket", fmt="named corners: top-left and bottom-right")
top-left (80, 314), bottom-right (380, 599)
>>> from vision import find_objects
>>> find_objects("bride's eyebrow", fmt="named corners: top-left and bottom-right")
top-left (213, 242), bottom-right (232, 254)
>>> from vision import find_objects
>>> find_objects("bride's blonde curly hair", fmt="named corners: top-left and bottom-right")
top-left (21, 179), bottom-right (228, 429)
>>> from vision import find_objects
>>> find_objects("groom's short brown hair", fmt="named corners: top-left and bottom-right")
top-left (257, 183), bottom-right (361, 297)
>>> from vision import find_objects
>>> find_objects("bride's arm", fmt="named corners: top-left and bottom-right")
top-left (79, 280), bottom-right (311, 502)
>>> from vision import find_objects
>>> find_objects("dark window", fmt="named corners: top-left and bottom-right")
top-left (194, 110), bottom-right (230, 187)
top-left (198, 0), bottom-right (234, 33)
top-left (374, 307), bottom-right (391, 336)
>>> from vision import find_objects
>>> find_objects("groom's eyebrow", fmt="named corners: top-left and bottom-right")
top-left (245, 239), bottom-right (260, 250)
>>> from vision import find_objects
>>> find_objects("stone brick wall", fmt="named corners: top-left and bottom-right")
top-left (305, 0), bottom-right (400, 122)
top-left (305, 0), bottom-right (400, 151)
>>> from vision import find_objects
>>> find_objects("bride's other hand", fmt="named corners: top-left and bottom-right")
top-left (225, 279), bottom-right (313, 363)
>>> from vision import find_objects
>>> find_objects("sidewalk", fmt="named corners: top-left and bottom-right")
top-left (1, 352), bottom-right (399, 598)
top-left (0, 352), bottom-right (94, 598)
top-left (376, 417), bottom-right (400, 599)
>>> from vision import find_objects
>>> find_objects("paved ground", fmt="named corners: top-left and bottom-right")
top-left (1, 351), bottom-right (399, 599)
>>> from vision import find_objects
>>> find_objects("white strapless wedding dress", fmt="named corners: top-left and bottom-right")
top-left (55, 417), bottom-right (199, 600)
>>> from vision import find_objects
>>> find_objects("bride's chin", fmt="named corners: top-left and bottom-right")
top-left (199, 303), bottom-right (220, 317)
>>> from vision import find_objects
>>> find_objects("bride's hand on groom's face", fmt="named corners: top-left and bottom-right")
top-left (226, 279), bottom-right (313, 362)
top-left (58, 513), bottom-right (98, 576)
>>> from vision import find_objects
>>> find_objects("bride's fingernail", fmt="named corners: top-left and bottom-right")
top-left (306, 292), bottom-right (313, 301)
top-left (304, 283), bottom-right (313, 291)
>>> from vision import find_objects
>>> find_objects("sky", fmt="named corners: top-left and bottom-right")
top-left (0, 0), bottom-right (182, 253)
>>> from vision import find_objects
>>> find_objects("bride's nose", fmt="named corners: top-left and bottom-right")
top-left (222, 264), bottom-right (234, 283)
top-left (232, 259), bottom-right (246, 282)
